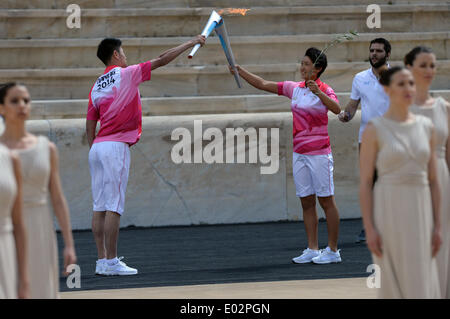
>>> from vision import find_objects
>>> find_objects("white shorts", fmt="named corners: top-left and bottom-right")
top-left (292, 152), bottom-right (334, 198)
top-left (88, 141), bottom-right (131, 215)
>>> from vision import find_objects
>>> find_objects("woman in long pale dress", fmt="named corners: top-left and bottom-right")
top-left (360, 67), bottom-right (442, 298)
top-left (0, 83), bottom-right (77, 298)
top-left (405, 46), bottom-right (450, 298)
top-left (0, 145), bottom-right (29, 299)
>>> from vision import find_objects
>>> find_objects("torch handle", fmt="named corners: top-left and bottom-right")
top-left (231, 66), bottom-right (242, 88)
top-left (188, 44), bottom-right (201, 59)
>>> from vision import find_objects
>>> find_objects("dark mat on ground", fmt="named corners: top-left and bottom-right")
top-left (58, 219), bottom-right (372, 292)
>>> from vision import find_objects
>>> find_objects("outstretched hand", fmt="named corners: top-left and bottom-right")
top-left (192, 35), bottom-right (206, 47)
top-left (229, 64), bottom-right (241, 75)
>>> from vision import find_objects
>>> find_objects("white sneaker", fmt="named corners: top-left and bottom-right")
top-left (95, 259), bottom-right (107, 275)
top-left (292, 248), bottom-right (320, 264)
top-left (103, 257), bottom-right (138, 276)
top-left (312, 247), bottom-right (342, 264)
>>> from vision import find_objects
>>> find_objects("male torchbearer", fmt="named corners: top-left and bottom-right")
top-left (86, 35), bottom-right (205, 276)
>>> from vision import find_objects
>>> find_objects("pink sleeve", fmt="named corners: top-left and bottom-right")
top-left (122, 61), bottom-right (152, 86)
top-left (277, 81), bottom-right (297, 99)
top-left (86, 88), bottom-right (99, 121)
top-left (140, 61), bottom-right (152, 82)
top-left (324, 86), bottom-right (339, 103)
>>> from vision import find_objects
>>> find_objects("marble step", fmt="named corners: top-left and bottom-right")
top-left (29, 91), bottom-right (450, 119)
top-left (1, 4), bottom-right (448, 39)
top-left (1, 32), bottom-right (449, 69)
top-left (0, 0), bottom-right (442, 9)
top-left (1, 60), bottom-right (449, 99)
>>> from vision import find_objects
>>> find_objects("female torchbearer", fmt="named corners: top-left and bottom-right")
top-left (230, 48), bottom-right (343, 264)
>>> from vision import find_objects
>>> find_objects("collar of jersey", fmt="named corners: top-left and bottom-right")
top-left (299, 78), bottom-right (324, 90)
top-left (104, 65), bottom-right (119, 74)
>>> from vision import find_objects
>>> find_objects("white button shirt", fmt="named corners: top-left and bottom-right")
top-left (350, 67), bottom-right (390, 142)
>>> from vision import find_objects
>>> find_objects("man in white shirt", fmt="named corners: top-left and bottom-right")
top-left (338, 38), bottom-right (391, 243)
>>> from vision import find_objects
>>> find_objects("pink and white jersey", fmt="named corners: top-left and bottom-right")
top-left (278, 79), bottom-right (339, 155)
top-left (87, 61), bottom-right (152, 146)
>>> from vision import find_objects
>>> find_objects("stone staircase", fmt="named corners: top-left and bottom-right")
top-left (0, 1), bottom-right (448, 104)
top-left (1, 0), bottom-right (449, 229)
top-left (1, 0), bottom-right (448, 9)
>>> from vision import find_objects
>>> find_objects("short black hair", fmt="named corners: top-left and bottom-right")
top-left (404, 46), bottom-right (434, 66)
top-left (379, 66), bottom-right (405, 86)
top-left (0, 82), bottom-right (20, 104)
top-left (369, 38), bottom-right (391, 55)
top-left (97, 38), bottom-right (122, 65)
top-left (304, 47), bottom-right (327, 79)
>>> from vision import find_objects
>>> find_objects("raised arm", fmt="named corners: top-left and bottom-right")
top-left (359, 123), bottom-right (382, 258)
top-left (48, 142), bottom-right (77, 275)
top-left (230, 65), bottom-right (278, 94)
top-left (151, 35), bottom-right (206, 71)
top-left (339, 98), bottom-right (360, 122)
top-left (10, 152), bottom-right (29, 299)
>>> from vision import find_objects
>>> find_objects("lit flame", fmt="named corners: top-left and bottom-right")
top-left (217, 8), bottom-right (250, 16)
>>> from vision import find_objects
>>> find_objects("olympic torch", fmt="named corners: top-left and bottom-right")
top-left (188, 10), bottom-right (222, 59)
top-left (189, 10), bottom-right (242, 88)
top-left (214, 19), bottom-right (242, 88)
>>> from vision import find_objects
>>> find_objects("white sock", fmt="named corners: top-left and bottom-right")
top-left (107, 257), bottom-right (118, 265)
top-left (98, 258), bottom-right (107, 263)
